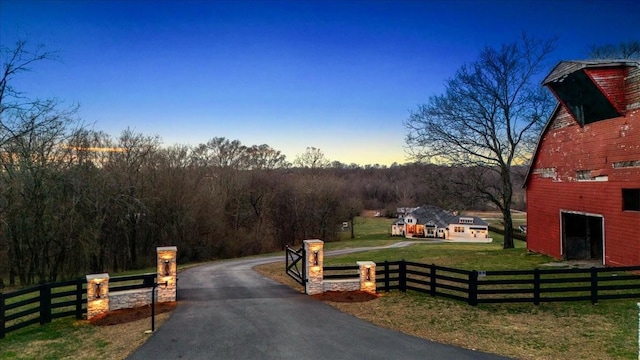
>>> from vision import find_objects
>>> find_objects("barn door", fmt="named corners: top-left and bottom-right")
top-left (561, 212), bottom-right (603, 261)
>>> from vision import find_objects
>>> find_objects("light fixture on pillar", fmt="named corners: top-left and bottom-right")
top-left (163, 259), bottom-right (171, 277)
top-left (94, 282), bottom-right (102, 299)
top-left (312, 250), bottom-right (319, 266)
top-left (365, 266), bottom-right (371, 281)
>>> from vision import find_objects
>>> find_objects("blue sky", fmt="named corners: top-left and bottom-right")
top-left (1, 0), bottom-right (639, 165)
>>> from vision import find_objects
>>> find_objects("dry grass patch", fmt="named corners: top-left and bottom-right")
top-left (1, 305), bottom-right (174, 360)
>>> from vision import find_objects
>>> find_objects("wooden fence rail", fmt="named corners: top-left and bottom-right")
top-left (1, 273), bottom-right (155, 339)
top-left (323, 265), bottom-right (359, 280)
top-left (375, 260), bottom-right (640, 306)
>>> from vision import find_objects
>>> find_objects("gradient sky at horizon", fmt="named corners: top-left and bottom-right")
top-left (2, 0), bottom-right (639, 165)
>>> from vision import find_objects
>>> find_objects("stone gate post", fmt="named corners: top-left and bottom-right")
top-left (303, 239), bottom-right (324, 295)
top-left (86, 273), bottom-right (109, 319)
top-left (156, 246), bottom-right (177, 302)
top-left (357, 261), bottom-right (376, 293)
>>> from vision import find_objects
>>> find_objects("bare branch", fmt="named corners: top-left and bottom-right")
top-left (404, 35), bottom-right (556, 248)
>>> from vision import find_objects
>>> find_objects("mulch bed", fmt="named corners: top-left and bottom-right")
top-left (311, 290), bottom-right (380, 302)
top-left (88, 302), bottom-right (177, 326)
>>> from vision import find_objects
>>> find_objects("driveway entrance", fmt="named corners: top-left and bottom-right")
top-left (128, 247), bottom-right (510, 360)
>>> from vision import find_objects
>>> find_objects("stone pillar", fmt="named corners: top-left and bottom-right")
top-left (357, 261), bottom-right (376, 294)
top-left (86, 273), bottom-right (109, 319)
top-left (157, 246), bottom-right (177, 302)
top-left (304, 239), bottom-right (324, 295)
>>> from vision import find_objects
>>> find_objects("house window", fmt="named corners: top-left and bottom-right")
top-left (454, 226), bottom-right (465, 233)
top-left (623, 189), bottom-right (640, 211)
top-left (459, 217), bottom-right (474, 224)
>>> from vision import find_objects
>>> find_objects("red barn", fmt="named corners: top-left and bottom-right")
top-left (525, 60), bottom-right (640, 266)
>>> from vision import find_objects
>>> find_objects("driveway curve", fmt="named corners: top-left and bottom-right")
top-left (129, 243), bottom-right (510, 359)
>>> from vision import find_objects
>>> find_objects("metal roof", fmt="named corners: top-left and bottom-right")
top-left (405, 205), bottom-right (488, 227)
top-left (542, 60), bottom-right (640, 85)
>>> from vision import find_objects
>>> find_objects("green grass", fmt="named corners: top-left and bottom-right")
top-left (5, 215), bottom-right (640, 360)
top-left (339, 216), bottom-right (395, 241)
top-left (257, 217), bottom-right (640, 359)
top-left (0, 317), bottom-right (96, 359)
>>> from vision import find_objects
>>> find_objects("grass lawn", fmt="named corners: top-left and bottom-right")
top-left (257, 218), bottom-right (640, 360)
top-left (0, 267), bottom-right (171, 360)
top-left (0, 312), bottom-right (172, 360)
top-left (3, 216), bottom-right (638, 359)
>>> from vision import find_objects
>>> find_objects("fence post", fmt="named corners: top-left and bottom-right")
top-left (1, 292), bottom-right (5, 339)
top-left (533, 268), bottom-right (540, 306)
top-left (40, 284), bottom-right (51, 325)
top-left (157, 246), bottom-right (178, 303)
top-left (399, 260), bottom-right (407, 293)
top-left (303, 239), bottom-right (324, 295)
top-left (384, 261), bottom-right (389, 292)
top-left (430, 264), bottom-right (436, 297)
top-left (86, 273), bottom-right (110, 320)
top-left (468, 270), bottom-right (478, 306)
top-left (357, 261), bottom-right (376, 293)
top-left (590, 267), bottom-right (598, 305)
top-left (75, 278), bottom-right (84, 319)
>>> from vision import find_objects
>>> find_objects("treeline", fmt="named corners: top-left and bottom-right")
top-left (0, 125), bottom-right (526, 286)
top-left (0, 40), bottom-right (530, 287)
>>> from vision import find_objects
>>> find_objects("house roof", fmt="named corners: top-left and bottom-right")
top-left (449, 215), bottom-right (489, 226)
top-left (405, 205), bottom-right (488, 227)
top-left (407, 205), bottom-right (453, 227)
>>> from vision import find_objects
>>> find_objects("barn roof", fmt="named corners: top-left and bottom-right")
top-left (525, 59), bottom-right (640, 188)
top-left (542, 60), bottom-right (640, 85)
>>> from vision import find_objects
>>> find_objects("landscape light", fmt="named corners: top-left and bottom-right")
top-left (366, 266), bottom-right (371, 281)
top-left (163, 259), bottom-right (171, 276)
top-left (94, 282), bottom-right (101, 299)
top-left (312, 250), bottom-right (319, 266)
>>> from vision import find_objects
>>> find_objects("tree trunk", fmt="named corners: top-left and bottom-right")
top-left (502, 165), bottom-right (515, 249)
top-left (350, 216), bottom-right (355, 239)
top-left (502, 208), bottom-right (514, 249)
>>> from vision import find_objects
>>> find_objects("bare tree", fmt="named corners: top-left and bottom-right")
top-left (0, 40), bottom-right (85, 284)
top-left (587, 40), bottom-right (640, 59)
top-left (0, 40), bottom-right (77, 146)
top-left (405, 35), bottom-right (556, 248)
top-left (294, 146), bottom-right (330, 169)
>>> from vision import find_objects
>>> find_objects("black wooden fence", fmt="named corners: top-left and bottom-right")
top-left (375, 260), bottom-right (640, 306)
top-left (1, 273), bottom-right (156, 339)
top-left (324, 265), bottom-right (359, 280)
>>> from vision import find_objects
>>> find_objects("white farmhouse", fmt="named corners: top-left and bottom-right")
top-left (392, 205), bottom-right (492, 243)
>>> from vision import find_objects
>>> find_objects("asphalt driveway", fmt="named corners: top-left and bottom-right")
top-left (128, 245), bottom-right (511, 360)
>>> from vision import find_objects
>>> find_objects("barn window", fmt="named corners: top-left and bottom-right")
top-left (547, 70), bottom-right (622, 126)
top-left (613, 160), bottom-right (640, 168)
top-left (622, 189), bottom-right (640, 211)
top-left (576, 170), bottom-right (592, 181)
